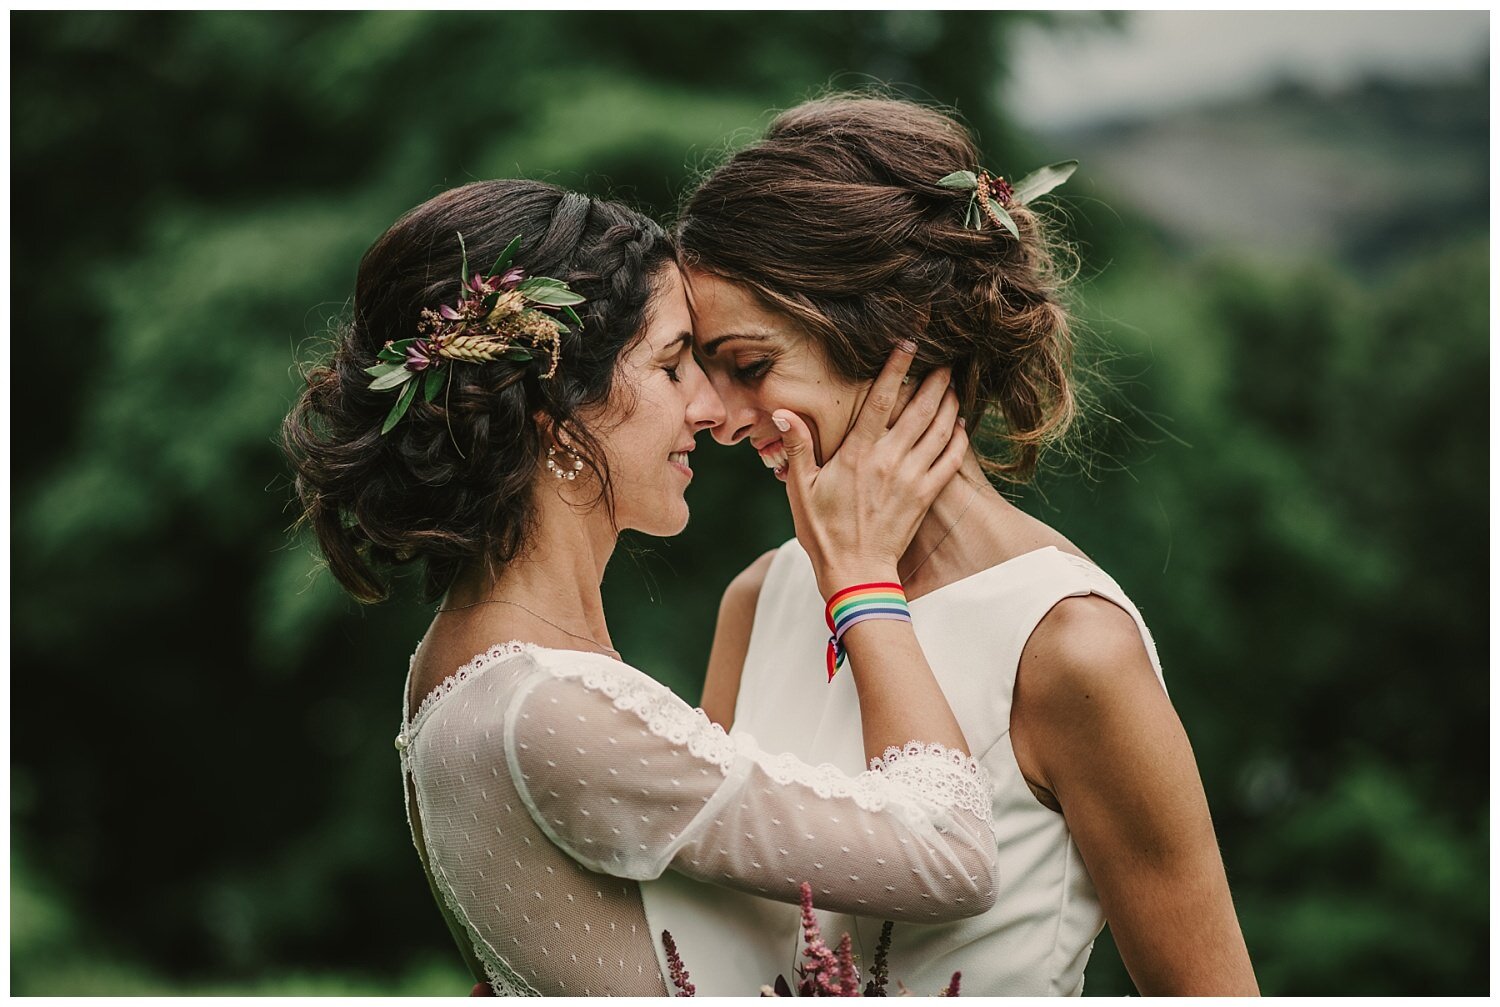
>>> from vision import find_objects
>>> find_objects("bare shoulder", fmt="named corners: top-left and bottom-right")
top-left (1012, 594), bottom-right (1169, 806)
top-left (1029, 593), bottom-right (1150, 668)
top-left (1020, 594), bottom-right (1159, 709)
top-left (720, 548), bottom-right (779, 614)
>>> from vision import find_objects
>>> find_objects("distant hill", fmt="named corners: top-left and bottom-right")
top-left (1043, 68), bottom-right (1487, 272)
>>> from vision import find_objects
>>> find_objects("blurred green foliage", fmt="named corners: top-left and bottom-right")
top-left (11, 11), bottom-right (1486, 996)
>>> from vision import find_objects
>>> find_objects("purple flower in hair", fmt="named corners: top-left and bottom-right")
top-left (404, 338), bottom-right (436, 372)
top-left (498, 266), bottom-right (526, 290)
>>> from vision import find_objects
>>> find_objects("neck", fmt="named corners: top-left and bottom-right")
top-left (443, 480), bottom-right (619, 652)
top-left (896, 448), bottom-right (998, 594)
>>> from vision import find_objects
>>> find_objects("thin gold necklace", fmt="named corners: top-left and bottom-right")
top-left (898, 479), bottom-right (981, 584)
top-left (437, 597), bottom-right (620, 660)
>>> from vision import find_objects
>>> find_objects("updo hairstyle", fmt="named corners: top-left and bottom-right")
top-left (676, 95), bottom-right (1077, 482)
top-left (283, 180), bottom-right (673, 603)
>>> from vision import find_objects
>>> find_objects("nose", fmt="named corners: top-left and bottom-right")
top-left (704, 369), bottom-right (758, 446)
top-left (685, 357), bottom-right (727, 434)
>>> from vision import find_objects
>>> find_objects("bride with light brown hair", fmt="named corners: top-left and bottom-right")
top-left (646, 95), bottom-right (1259, 995)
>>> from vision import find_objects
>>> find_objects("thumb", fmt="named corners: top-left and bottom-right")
top-left (772, 410), bottom-right (816, 487)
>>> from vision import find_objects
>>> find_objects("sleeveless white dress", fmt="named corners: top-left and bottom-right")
top-left (640, 541), bottom-right (1169, 996)
top-left (396, 641), bottom-right (1001, 996)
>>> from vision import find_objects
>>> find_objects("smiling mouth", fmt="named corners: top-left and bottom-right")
top-left (756, 439), bottom-right (788, 475)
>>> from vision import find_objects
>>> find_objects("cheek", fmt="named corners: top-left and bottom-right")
top-left (759, 376), bottom-right (854, 459)
top-left (759, 373), bottom-right (836, 419)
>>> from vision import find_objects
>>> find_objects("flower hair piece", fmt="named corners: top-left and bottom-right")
top-left (364, 232), bottom-right (586, 435)
top-left (937, 159), bottom-right (1079, 239)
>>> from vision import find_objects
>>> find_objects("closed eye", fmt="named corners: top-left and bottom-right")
top-left (734, 359), bottom-right (772, 382)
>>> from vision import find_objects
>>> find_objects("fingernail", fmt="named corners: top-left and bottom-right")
top-left (772, 414), bottom-right (791, 432)
top-left (958, 417), bottom-right (967, 427)
top-left (897, 339), bottom-right (916, 353)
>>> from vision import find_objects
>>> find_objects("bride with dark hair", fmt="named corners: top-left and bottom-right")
top-left (283, 178), bottom-right (998, 995)
top-left (654, 95), bottom-right (1259, 996)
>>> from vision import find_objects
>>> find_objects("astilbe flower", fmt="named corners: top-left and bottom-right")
top-left (661, 928), bottom-right (695, 997)
top-left (834, 934), bottom-right (860, 996)
top-left (797, 882), bottom-right (846, 995)
top-left (862, 921), bottom-right (894, 997)
top-left (671, 883), bottom-right (962, 998)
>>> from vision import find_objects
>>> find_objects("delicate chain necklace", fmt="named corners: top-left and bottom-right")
top-left (437, 596), bottom-right (620, 659)
top-left (898, 479), bottom-right (981, 584)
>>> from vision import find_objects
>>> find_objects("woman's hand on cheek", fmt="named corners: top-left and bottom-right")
top-left (778, 342), bottom-right (968, 598)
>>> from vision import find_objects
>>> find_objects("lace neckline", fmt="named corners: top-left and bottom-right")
top-left (403, 639), bottom-right (628, 736)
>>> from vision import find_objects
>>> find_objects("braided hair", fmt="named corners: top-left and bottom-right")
top-left (282, 180), bottom-right (674, 603)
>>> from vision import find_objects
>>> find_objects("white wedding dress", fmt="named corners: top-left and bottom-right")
top-left (641, 541), bottom-right (1169, 996)
top-left (396, 641), bottom-right (1001, 996)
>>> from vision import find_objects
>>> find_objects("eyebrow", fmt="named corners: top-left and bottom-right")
top-left (659, 331), bottom-right (692, 355)
top-left (698, 332), bottom-right (773, 357)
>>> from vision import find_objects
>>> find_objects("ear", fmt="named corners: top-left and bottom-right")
top-left (532, 410), bottom-right (565, 447)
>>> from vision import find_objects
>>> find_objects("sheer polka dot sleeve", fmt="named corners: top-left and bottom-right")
top-left (506, 656), bottom-right (1000, 923)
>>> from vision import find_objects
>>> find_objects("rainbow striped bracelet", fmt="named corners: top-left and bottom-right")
top-left (824, 581), bottom-right (912, 681)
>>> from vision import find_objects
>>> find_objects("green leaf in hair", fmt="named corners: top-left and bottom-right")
top-left (370, 366), bottom-right (416, 392)
top-left (937, 170), bottom-right (978, 190)
top-left (380, 376), bottom-right (420, 434)
top-left (987, 199), bottom-right (1020, 239)
top-left (490, 234), bottom-right (522, 276)
top-left (423, 367), bottom-right (447, 402)
top-left (964, 196), bottom-right (981, 231)
top-left (1010, 160), bottom-right (1078, 205)
top-left (522, 285), bottom-right (586, 307)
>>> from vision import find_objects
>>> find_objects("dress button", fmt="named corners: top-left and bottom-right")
top-left (394, 733), bottom-right (408, 751)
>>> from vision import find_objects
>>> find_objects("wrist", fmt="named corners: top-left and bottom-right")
top-left (818, 565), bottom-right (901, 601)
top-left (823, 579), bottom-right (911, 682)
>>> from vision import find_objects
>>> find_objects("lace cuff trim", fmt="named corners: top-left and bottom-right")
top-left (870, 741), bottom-right (994, 822)
top-left (568, 660), bottom-right (995, 824)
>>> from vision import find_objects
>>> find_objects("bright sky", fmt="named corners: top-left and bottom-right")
top-left (1004, 11), bottom-right (1489, 130)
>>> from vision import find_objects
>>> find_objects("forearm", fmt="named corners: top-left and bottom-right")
top-left (839, 611), bottom-right (969, 765)
top-left (699, 590), bottom-right (751, 729)
top-left (1105, 866), bottom-right (1259, 995)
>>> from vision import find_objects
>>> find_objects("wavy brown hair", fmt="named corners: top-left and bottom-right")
top-left (282, 180), bottom-right (673, 604)
top-left (676, 95), bottom-right (1078, 483)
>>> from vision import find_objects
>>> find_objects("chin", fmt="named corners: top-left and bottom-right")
top-left (663, 501), bottom-right (691, 537)
top-left (634, 499), bottom-right (691, 538)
